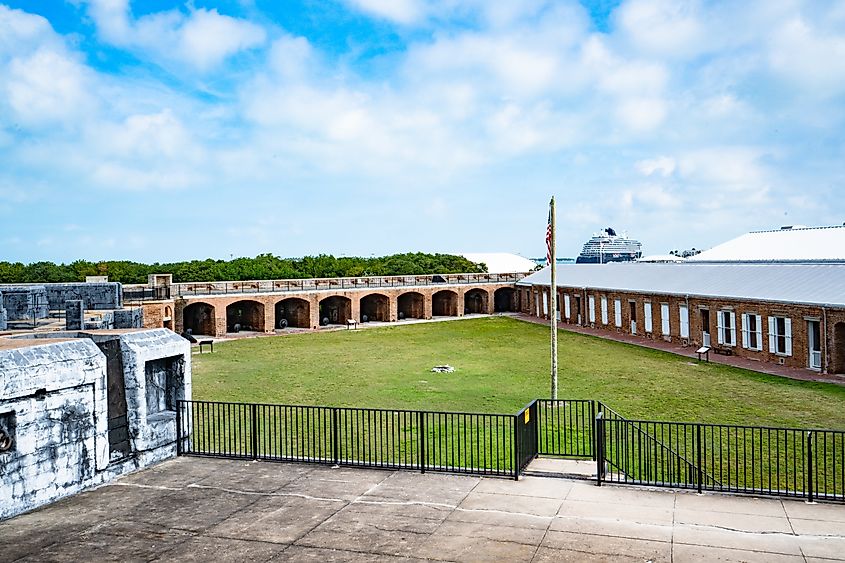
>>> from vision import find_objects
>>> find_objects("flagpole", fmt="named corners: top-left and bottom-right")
top-left (549, 196), bottom-right (558, 400)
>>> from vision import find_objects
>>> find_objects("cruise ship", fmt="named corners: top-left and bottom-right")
top-left (576, 228), bottom-right (643, 264)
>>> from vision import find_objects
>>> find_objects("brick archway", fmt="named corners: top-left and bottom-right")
top-left (398, 291), bottom-right (424, 319)
top-left (319, 296), bottom-right (351, 325)
top-left (275, 298), bottom-right (310, 329)
top-left (360, 293), bottom-right (389, 322)
top-left (493, 287), bottom-right (516, 312)
top-left (432, 290), bottom-right (458, 317)
top-left (464, 288), bottom-right (488, 314)
top-left (183, 302), bottom-right (215, 336)
top-left (226, 300), bottom-right (264, 332)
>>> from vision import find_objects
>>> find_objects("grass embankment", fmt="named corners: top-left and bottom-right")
top-left (192, 317), bottom-right (845, 429)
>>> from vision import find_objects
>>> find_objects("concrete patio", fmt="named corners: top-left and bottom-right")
top-left (2, 457), bottom-right (844, 562)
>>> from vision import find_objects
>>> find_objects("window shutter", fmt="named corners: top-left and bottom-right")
top-left (614, 300), bottom-right (622, 327)
top-left (785, 318), bottom-right (793, 356)
top-left (755, 315), bottom-right (763, 351)
top-left (768, 316), bottom-right (776, 353)
top-left (717, 312), bottom-right (725, 345)
top-left (564, 295), bottom-right (571, 319)
top-left (741, 314), bottom-right (749, 349)
top-left (644, 303), bottom-right (652, 332)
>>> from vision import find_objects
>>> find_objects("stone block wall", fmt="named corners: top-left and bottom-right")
top-left (65, 300), bottom-right (84, 330)
top-left (43, 282), bottom-right (123, 311)
top-left (113, 307), bottom-right (144, 329)
top-left (1, 287), bottom-right (49, 321)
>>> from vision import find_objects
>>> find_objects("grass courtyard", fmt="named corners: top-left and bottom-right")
top-left (192, 316), bottom-right (845, 429)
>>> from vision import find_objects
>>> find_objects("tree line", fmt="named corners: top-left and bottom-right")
top-left (0, 253), bottom-right (486, 285)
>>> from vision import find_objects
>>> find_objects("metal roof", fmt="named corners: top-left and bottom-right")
top-left (688, 225), bottom-right (845, 263)
top-left (516, 263), bottom-right (845, 308)
top-left (460, 253), bottom-right (537, 274)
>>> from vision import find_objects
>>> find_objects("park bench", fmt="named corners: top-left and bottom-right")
top-left (198, 340), bottom-right (214, 353)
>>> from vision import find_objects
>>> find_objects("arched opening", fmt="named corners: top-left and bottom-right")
top-left (163, 306), bottom-right (173, 330)
top-left (319, 296), bottom-right (352, 326)
top-left (360, 293), bottom-right (389, 322)
top-left (226, 300), bottom-right (264, 333)
top-left (398, 291), bottom-right (424, 320)
top-left (493, 288), bottom-right (516, 312)
top-left (432, 290), bottom-right (458, 317)
top-left (275, 298), bottom-right (310, 329)
top-left (183, 302), bottom-right (215, 336)
top-left (834, 322), bottom-right (845, 374)
top-left (464, 288), bottom-right (488, 314)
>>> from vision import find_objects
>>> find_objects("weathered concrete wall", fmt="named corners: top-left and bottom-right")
top-left (113, 307), bottom-right (143, 329)
top-left (65, 300), bottom-right (84, 330)
top-left (0, 329), bottom-right (191, 520)
top-left (1, 286), bottom-right (49, 321)
top-left (43, 283), bottom-right (123, 311)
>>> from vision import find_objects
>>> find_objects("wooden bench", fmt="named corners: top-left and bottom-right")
top-left (714, 347), bottom-right (733, 356)
top-left (198, 340), bottom-right (214, 353)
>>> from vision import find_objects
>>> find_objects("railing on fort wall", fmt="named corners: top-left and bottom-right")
top-left (123, 285), bottom-right (171, 302)
top-left (177, 398), bottom-right (845, 501)
top-left (169, 272), bottom-right (529, 298)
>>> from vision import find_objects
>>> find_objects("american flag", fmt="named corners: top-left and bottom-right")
top-left (545, 205), bottom-right (553, 266)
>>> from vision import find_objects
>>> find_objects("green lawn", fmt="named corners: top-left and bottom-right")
top-left (192, 316), bottom-right (845, 429)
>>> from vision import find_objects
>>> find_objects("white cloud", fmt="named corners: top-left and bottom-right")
top-left (636, 156), bottom-right (676, 177)
top-left (344, 0), bottom-right (423, 24)
top-left (768, 16), bottom-right (845, 96)
top-left (614, 0), bottom-right (706, 59)
top-left (5, 48), bottom-right (95, 126)
top-left (84, 1), bottom-right (266, 71)
top-left (0, 5), bottom-right (59, 57)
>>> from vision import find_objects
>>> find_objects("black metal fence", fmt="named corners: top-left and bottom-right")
top-left (177, 398), bottom-right (845, 501)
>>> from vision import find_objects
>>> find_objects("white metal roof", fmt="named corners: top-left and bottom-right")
top-left (461, 253), bottom-right (537, 274)
top-left (516, 263), bottom-right (845, 308)
top-left (688, 225), bottom-right (845, 263)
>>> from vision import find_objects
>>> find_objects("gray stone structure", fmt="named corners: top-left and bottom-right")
top-left (43, 282), bottom-right (122, 311)
top-left (0, 295), bottom-right (6, 330)
top-left (0, 329), bottom-right (191, 520)
top-left (65, 300), bottom-right (84, 330)
top-left (0, 286), bottom-right (49, 321)
top-left (113, 307), bottom-right (144, 329)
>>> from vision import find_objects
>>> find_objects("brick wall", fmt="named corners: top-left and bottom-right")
top-left (527, 283), bottom-right (845, 375)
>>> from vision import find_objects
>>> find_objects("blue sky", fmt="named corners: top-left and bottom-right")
top-left (1, 0), bottom-right (843, 263)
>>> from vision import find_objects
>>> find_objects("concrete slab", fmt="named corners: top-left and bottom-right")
top-left (674, 507), bottom-right (794, 533)
top-left (671, 543), bottom-right (804, 562)
top-left (3, 457), bottom-right (845, 563)
top-left (540, 529), bottom-right (672, 562)
top-left (674, 490), bottom-right (789, 517)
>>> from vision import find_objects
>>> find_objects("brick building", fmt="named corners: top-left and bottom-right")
top-left (517, 263), bottom-right (845, 375)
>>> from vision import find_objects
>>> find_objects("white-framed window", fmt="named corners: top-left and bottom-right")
top-left (768, 316), bottom-right (792, 356)
top-left (564, 294), bottom-right (571, 319)
top-left (717, 310), bottom-right (736, 346)
top-left (614, 299), bottom-right (622, 327)
top-left (589, 296), bottom-right (596, 323)
top-left (542, 291), bottom-right (549, 316)
top-left (660, 303), bottom-right (670, 336)
top-left (600, 297), bottom-right (608, 325)
top-left (679, 305), bottom-right (690, 338)
top-left (741, 313), bottom-right (763, 351)
top-left (644, 302), bottom-right (653, 333)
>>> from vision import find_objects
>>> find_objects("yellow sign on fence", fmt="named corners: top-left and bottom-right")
top-left (524, 409), bottom-right (530, 423)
